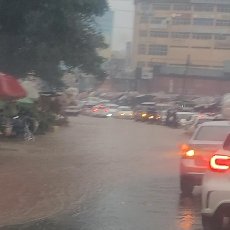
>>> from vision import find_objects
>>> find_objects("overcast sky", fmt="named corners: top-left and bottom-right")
top-left (108, 0), bottom-right (134, 51)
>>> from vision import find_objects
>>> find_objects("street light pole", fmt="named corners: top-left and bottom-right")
top-left (182, 54), bottom-right (191, 98)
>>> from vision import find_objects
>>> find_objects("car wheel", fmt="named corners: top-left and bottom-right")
top-left (180, 175), bottom-right (194, 195)
top-left (202, 215), bottom-right (223, 230)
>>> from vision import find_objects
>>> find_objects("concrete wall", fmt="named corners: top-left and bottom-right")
top-left (107, 76), bottom-right (230, 96)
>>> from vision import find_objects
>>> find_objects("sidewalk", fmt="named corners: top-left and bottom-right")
top-left (0, 129), bottom-right (81, 227)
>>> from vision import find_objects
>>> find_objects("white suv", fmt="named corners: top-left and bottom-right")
top-left (201, 133), bottom-right (230, 230)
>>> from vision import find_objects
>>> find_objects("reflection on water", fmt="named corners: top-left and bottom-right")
top-left (177, 193), bottom-right (202, 230)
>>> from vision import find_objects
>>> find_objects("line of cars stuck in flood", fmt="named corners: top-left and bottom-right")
top-left (65, 94), bottom-right (230, 229)
top-left (78, 100), bottom-right (172, 124)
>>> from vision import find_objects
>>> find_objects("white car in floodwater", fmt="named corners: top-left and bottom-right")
top-left (115, 106), bottom-right (134, 119)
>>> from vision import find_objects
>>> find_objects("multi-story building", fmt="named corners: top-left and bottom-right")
top-left (96, 10), bottom-right (114, 59)
top-left (133, 0), bottom-right (230, 73)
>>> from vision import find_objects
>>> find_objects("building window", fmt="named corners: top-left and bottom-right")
top-left (153, 4), bottom-right (171, 10)
top-left (141, 2), bottom-right (149, 11)
top-left (215, 34), bottom-right (229, 40)
top-left (150, 31), bottom-right (168, 38)
top-left (139, 30), bottom-right (148, 37)
top-left (140, 15), bottom-right (149, 23)
top-left (193, 4), bottom-right (213, 12)
top-left (192, 33), bottom-right (212, 40)
top-left (217, 5), bottom-right (230, 12)
top-left (148, 62), bottom-right (162, 67)
top-left (148, 62), bottom-right (154, 67)
top-left (171, 32), bottom-right (190, 39)
top-left (193, 18), bottom-right (213, 26)
top-left (216, 20), bottom-right (230, 27)
top-left (173, 4), bottom-right (191, 11)
top-left (138, 44), bottom-right (146, 55)
top-left (151, 17), bottom-right (167, 24)
top-left (137, 61), bottom-right (145, 67)
top-left (172, 18), bottom-right (191, 25)
top-left (149, 45), bottom-right (168, 56)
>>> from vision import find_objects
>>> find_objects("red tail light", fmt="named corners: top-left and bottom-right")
top-left (210, 155), bottom-right (230, 172)
top-left (92, 108), bottom-right (98, 112)
top-left (104, 109), bottom-right (109, 113)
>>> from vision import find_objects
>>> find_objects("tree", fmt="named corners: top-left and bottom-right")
top-left (0, 0), bottom-right (108, 86)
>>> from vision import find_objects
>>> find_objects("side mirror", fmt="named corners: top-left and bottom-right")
top-left (223, 133), bottom-right (230, 151)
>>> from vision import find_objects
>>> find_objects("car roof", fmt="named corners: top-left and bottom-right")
top-left (198, 121), bottom-right (230, 127)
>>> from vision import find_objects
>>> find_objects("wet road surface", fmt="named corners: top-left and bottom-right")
top-left (0, 116), bottom-right (203, 230)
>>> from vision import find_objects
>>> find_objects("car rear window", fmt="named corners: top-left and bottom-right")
top-left (194, 126), bottom-right (230, 141)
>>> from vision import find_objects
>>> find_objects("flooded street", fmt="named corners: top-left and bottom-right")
top-left (0, 116), bottom-right (203, 230)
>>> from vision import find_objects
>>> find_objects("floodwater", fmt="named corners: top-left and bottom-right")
top-left (0, 116), bottom-right (203, 230)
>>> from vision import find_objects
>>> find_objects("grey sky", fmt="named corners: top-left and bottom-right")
top-left (109, 0), bottom-right (134, 51)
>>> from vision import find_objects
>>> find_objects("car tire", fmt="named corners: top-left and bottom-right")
top-left (202, 215), bottom-right (223, 230)
top-left (180, 175), bottom-right (194, 195)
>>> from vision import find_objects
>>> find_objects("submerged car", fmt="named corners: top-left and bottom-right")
top-left (65, 105), bottom-right (81, 116)
top-left (176, 112), bottom-right (197, 127)
top-left (134, 102), bottom-right (156, 122)
top-left (180, 121), bottom-right (230, 195)
top-left (184, 115), bottom-right (214, 135)
top-left (104, 104), bottom-right (119, 117)
top-left (115, 106), bottom-right (133, 119)
top-left (91, 104), bottom-right (110, 118)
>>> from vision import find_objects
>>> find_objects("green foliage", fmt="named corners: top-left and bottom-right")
top-left (0, 0), bottom-right (108, 85)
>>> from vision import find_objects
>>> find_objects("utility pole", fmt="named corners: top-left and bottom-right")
top-left (182, 54), bottom-right (191, 99)
top-left (134, 67), bottom-right (142, 92)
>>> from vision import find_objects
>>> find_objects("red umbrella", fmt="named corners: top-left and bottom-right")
top-left (0, 73), bottom-right (27, 100)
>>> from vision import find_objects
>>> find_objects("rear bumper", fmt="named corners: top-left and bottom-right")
top-left (180, 159), bottom-right (206, 185)
top-left (202, 173), bottom-right (230, 217)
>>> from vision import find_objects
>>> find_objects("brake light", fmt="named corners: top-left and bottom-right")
top-left (92, 108), bottom-right (98, 112)
top-left (104, 109), bottom-right (109, 113)
top-left (210, 155), bottom-right (230, 172)
top-left (181, 144), bottom-right (195, 158)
